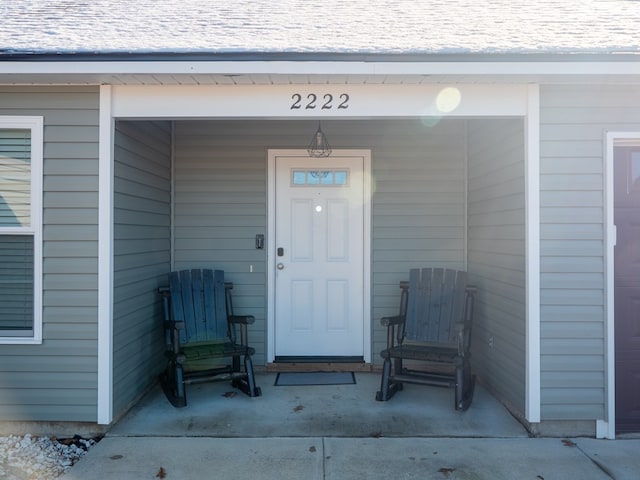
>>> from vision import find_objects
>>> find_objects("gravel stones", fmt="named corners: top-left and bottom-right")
top-left (0, 434), bottom-right (96, 479)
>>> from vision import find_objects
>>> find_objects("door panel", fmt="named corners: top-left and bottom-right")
top-left (274, 155), bottom-right (364, 358)
top-left (615, 145), bottom-right (640, 433)
top-left (327, 199), bottom-right (349, 260)
top-left (291, 199), bottom-right (313, 260)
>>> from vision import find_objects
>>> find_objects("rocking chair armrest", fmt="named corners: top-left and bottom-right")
top-left (228, 314), bottom-right (255, 325)
top-left (454, 321), bottom-right (471, 356)
top-left (380, 315), bottom-right (406, 327)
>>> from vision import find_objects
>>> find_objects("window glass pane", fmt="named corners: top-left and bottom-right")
top-left (292, 170), bottom-right (306, 185)
top-left (307, 172), bottom-right (320, 185)
top-left (334, 170), bottom-right (348, 185)
top-left (0, 235), bottom-right (33, 332)
top-left (0, 129), bottom-right (31, 227)
top-left (320, 171), bottom-right (333, 185)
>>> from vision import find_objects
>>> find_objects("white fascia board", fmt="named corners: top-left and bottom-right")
top-left (2, 60), bottom-right (640, 77)
top-left (111, 84), bottom-right (529, 118)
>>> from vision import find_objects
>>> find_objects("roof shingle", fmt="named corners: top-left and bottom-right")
top-left (1, 0), bottom-right (639, 55)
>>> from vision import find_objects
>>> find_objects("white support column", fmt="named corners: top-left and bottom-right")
top-left (601, 133), bottom-right (616, 439)
top-left (525, 84), bottom-right (541, 423)
top-left (97, 86), bottom-right (114, 425)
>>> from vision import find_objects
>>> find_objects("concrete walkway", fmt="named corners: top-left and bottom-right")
top-left (62, 373), bottom-right (640, 479)
top-left (63, 436), bottom-right (640, 479)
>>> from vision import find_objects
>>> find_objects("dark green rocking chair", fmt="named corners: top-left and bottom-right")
top-left (376, 268), bottom-right (477, 410)
top-left (159, 269), bottom-right (261, 407)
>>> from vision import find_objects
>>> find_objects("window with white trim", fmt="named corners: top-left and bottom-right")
top-left (0, 117), bottom-right (43, 343)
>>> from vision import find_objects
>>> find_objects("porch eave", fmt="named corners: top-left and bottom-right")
top-left (1, 54), bottom-right (640, 86)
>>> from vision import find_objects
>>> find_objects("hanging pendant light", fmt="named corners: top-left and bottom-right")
top-left (307, 121), bottom-right (332, 158)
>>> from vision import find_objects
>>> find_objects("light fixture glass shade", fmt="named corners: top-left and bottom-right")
top-left (307, 122), bottom-right (332, 158)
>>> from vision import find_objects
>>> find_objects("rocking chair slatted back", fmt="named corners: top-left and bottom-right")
top-left (170, 269), bottom-right (228, 344)
top-left (406, 267), bottom-right (469, 345)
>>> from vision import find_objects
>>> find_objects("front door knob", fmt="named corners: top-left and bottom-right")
top-left (277, 263), bottom-right (285, 270)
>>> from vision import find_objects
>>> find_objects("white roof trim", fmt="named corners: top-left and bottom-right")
top-left (2, 60), bottom-right (640, 77)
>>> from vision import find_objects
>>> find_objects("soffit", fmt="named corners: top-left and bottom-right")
top-left (2, 72), bottom-right (640, 86)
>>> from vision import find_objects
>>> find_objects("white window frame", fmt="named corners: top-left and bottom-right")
top-left (0, 116), bottom-right (43, 344)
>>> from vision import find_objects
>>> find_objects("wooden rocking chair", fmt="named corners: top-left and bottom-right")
top-left (376, 268), bottom-right (477, 410)
top-left (159, 269), bottom-right (261, 407)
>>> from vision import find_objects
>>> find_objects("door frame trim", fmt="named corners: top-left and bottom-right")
top-left (267, 149), bottom-right (372, 363)
top-left (603, 132), bottom-right (640, 439)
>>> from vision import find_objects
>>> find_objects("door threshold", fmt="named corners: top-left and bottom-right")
top-left (275, 356), bottom-right (364, 363)
top-left (267, 361), bottom-right (372, 373)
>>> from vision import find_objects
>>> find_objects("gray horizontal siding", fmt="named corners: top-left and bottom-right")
top-left (467, 118), bottom-right (526, 415)
top-left (113, 120), bottom-right (171, 418)
top-left (173, 119), bottom-right (467, 365)
top-left (0, 86), bottom-right (100, 422)
top-left (539, 84), bottom-right (640, 420)
top-left (371, 121), bottom-right (467, 361)
top-left (174, 120), bottom-right (271, 366)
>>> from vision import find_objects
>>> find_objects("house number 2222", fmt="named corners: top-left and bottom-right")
top-left (290, 93), bottom-right (350, 110)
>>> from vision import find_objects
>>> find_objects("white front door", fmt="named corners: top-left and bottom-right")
top-left (272, 152), bottom-right (367, 359)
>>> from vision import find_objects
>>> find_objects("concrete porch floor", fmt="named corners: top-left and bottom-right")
top-left (109, 372), bottom-right (528, 438)
top-left (67, 373), bottom-right (640, 479)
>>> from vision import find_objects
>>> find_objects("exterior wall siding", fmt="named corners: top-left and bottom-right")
top-left (0, 81), bottom-right (632, 427)
top-left (113, 121), bottom-right (172, 418)
top-left (369, 120), bottom-right (467, 363)
top-left (467, 118), bottom-right (527, 415)
top-left (173, 119), bottom-right (467, 366)
top-left (539, 85), bottom-right (640, 420)
top-left (173, 120), bottom-right (269, 365)
top-left (0, 86), bottom-right (100, 421)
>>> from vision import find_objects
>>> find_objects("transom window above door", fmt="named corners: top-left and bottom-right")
top-left (291, 169), bottom-right (349, 186)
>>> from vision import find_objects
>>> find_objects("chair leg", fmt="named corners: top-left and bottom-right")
top-left (175, 362), bottom-right (186, 405)
top-left (231, 354), bottom-right (262, 397)
top-left (455, 364), bottom-right (463, 410)
top-left (394, 356), bottom-right (404, 376)
top-left (455, 360), bottom-right (475, 411)
top-left (232, 354), bottom-right (241, 372)
top-left (244, 353), bottom-right (262, 397)
top-left (376, 357), bottom-right (391, 401)
top-left (376, 357), bottom-right (402, 401)
top-left (161, 360), bottom-right (187, 408)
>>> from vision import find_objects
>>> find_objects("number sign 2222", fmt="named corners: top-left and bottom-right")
top-left (291, 93), bottom-right (350, 110)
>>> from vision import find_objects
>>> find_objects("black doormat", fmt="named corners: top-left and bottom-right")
top-left (274, 371), bottom-right (356, 386)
